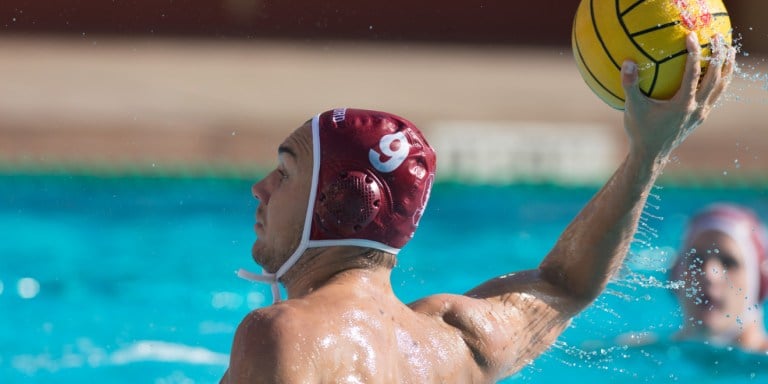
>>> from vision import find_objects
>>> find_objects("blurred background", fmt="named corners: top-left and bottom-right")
top-left (0, 0), bottom-right (766, 183)
top-left (2, 1), bottom-right (768, 384)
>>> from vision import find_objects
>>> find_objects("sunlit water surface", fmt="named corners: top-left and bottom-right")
top-left (1, 174), bottom-right (767, 383)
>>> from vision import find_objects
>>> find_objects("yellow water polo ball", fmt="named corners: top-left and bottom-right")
top-left (572, 0), bottom-right (732, 110)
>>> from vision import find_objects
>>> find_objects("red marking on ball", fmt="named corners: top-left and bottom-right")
top-left (676, 0), bottom-right (713, 30)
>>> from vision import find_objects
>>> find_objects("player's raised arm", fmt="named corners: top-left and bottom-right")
top-left (540, 33), bottom-right (735, 302)
top-left (452, 33), bottom-right (736, 378)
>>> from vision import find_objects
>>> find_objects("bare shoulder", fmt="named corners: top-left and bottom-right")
top-left (409, 292), bottom-right (491, 322)
top-left (408, 293), bottom-right (525, 372)
top-left (225, 303), bottom-right (315, 383)
top-left (233, 303), bottom-right (296, 347)
top-left (409, 292), bottom-right (528, 336)
top-left (408, 273), bottom-right (578, 377)
top-left (410, 270), bottom-right (580, 319)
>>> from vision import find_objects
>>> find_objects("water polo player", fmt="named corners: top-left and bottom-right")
top-left (221, 34), bottom-right (736, 383)
top-left (671, 204), bottom-right (768, 351)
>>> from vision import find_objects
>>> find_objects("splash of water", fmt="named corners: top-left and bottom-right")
top-left (719, 31), bottom-right (768, 104)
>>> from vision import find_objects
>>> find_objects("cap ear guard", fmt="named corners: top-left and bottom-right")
top-left (314, 170), bottom-right (384, 237)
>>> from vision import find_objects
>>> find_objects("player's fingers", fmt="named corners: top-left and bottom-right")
top-left (621, 60), bottom-right (645, 108)
top-left (705, 45), bottom-right (737, 105)
top-left (674, 32), bottom-right (702, 101)
top-left (696, 34), bottom-right (727, 103)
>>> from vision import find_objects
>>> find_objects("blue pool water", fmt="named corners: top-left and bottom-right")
top-left (1, 173), bottom-right (767, 383)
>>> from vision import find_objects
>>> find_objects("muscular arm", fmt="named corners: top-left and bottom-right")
top-left (538, 145), bottom-right (661, 302)
top-left (449, 33), bottom-right (736, 379)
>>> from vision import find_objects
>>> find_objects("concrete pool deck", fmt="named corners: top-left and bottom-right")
top-left (0, 35), bottom-right (766, 183)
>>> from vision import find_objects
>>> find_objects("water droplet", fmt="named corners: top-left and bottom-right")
top-left (17, 277), bottom-right (40, 299)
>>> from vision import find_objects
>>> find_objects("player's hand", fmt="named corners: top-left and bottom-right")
top-left (621, 32), bottom-right (736, 162)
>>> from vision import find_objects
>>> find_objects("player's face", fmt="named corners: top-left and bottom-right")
top-left (677, 230), bottom-right (751, 336)
top-left (250, 122), bottom-right (313, 272)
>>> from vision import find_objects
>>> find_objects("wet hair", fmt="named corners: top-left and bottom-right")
top-left (359, 249), bottom-right (397, 269)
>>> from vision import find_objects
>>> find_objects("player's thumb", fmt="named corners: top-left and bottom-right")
top-left (621, 60), bottom-right (642, 104)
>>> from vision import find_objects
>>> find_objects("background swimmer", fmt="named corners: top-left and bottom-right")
top-left (670, 203), bottom-right (768, 351)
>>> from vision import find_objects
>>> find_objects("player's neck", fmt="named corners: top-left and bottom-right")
top-left (282, 247), bottom-right (394, 299)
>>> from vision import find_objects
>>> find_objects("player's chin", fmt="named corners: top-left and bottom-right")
top-left (251, 241), bottom-right (267, 265)
top-left (251, 243), bottom-right (281, 274)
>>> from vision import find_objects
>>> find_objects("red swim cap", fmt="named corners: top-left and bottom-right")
top-left (310, 108), bottom-right (437, 251)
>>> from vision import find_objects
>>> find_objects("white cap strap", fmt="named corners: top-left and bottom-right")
top-left (236, 114), bottom-right (323, 303)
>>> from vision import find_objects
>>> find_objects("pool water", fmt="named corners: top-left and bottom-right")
top-left (1, 173), bottom-right (767, 383)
